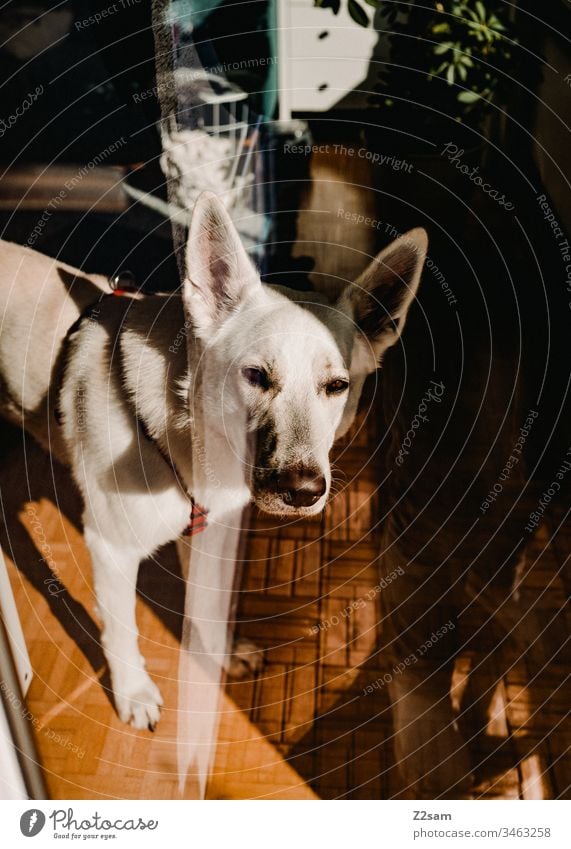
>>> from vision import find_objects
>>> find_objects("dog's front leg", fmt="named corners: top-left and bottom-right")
top-left (379, 543), bottom-right (474, 798)
top-left (389, 666), bottom-right (473, 799)
top-left (85, 527), bottom-right (163, 730)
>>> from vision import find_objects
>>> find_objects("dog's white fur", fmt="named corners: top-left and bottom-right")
top-left (0, 193), bottom-right (427, 728)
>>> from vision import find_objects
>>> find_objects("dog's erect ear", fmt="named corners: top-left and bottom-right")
top-left (184, 192), bottom-right (260, 339)
top-left (343, 228), bottom-right (428, 369)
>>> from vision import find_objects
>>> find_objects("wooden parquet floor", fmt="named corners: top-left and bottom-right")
top-left (1, 147), bottom-right (569, 799)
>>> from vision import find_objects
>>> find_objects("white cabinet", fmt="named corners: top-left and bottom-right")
top-left (277, 0), bottom-right (377, 118)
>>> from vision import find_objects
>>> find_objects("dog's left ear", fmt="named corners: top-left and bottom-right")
top-left (184, 192), bottom-right (261, 340)
top-left (341, 227), bottom-right (428, 369)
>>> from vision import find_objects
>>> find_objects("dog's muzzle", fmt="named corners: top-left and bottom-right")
top-left (252, 421), bottom-right (328, 513)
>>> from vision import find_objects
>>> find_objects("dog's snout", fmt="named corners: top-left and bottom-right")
top-left (277, 468), bottom-right (326, 508)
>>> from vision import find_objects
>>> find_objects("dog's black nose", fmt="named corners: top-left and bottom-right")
top-left (277, 468), bottom-right (326, 507)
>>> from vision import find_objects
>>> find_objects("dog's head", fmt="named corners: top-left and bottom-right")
top-left (183, 193), bottom-right (427, 516)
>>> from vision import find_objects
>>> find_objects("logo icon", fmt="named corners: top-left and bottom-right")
top-left (20, 810), bottom-right (46, 837)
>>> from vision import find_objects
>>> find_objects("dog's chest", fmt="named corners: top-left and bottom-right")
top-left (124, 480), bottom-right (195, 553)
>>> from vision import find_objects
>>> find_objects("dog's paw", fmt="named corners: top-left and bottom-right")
top-left (114, 671), bottom-right (164, 730)
top-left (226, 638), bottom-right (264, 679)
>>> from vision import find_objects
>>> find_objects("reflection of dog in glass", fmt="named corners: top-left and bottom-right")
top-left (0, 193), bottom-right (426, 729)
top-left (376, 229), bottom-right (547, 798)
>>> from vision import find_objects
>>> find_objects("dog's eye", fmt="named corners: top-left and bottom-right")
top-left (242, 367), bottom-right (270, 390)
top-left (326, 379), bottom-right (349, 395)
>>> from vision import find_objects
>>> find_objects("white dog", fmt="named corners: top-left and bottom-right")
top-left (0, 192), bottom-right (426, 728)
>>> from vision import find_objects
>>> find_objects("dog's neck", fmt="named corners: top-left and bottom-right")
top-left (117, 294), bottom-right (197, 497)
top-left (117, 294), bottom-right (251, 512)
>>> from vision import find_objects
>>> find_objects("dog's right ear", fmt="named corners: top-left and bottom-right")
top-left (183, 192), bottom-right (260, 340)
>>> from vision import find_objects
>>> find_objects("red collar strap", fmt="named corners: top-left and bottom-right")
top-left (182, 499), bottom-right (209, 537)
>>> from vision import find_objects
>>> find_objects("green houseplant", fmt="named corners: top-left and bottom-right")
top-left (314, 0), bottom-right (519, 145)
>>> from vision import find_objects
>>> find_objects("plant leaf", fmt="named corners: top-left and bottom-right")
top-left (490, 18), bottom-right (505, 31)
top-left (348, 0), bottom-right (369, 27)
top-left (314, 0), bottom-right (342, 12)
top-left (458, 89), bottom-right (481, 103)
